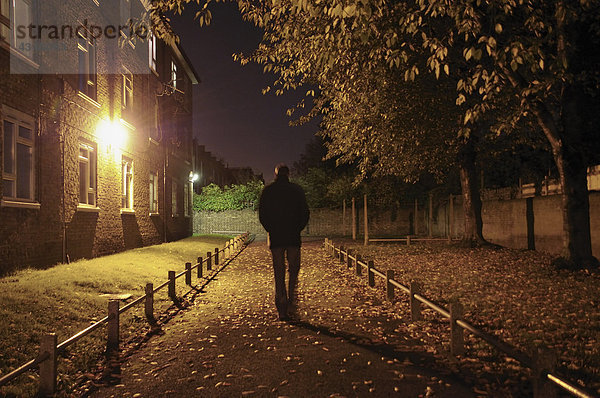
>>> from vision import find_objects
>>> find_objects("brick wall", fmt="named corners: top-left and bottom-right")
top-left (0, 0), bottom-right (195, 275)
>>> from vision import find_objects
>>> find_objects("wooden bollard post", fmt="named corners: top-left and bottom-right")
top-left (214, 248), bottom-right (219, 266)
top-left (347, 249), bottom-right (353, 268)
top-left (107, 299), bottom-right (120, 352)
top-left (39, 333), bottom-right (57, 396)
top-left (533, 347), bottom-right (558, 398)
top-left (368, 260), bottom-right (375, 287)
top-left (168, 271), bottom-right (177, 303)
top-left (386, 270), bottom-right (395, 300)
top-left (407, 235), bottom-right (411, 246)
top-left (197, 257), bottom-right (203, 278)
top-left (145, 283), bottom-right (155, 324)
top-left (410, 281), bottom-right (423, 321)
top-left (207, 252), bottom-right (212, 271)
top-left (356, 255), bottom-right (362, 276)
top-left (450, 300), bottom-right (465, 356)
top-left (339, 246), bottom-right (345, 264)
top-left (185, 262), bottom-right (192, 285)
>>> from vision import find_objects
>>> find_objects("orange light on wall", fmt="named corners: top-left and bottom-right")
top-left (98, 119), bottom-right (126, 153)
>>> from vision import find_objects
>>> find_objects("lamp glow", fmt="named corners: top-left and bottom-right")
top-left (189, 172), bottom-right (199, 182)
top-left (98, 119), bottom-right (126, 151)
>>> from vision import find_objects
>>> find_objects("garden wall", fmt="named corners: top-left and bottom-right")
top-left (195, 192), bottom-right (600, 257)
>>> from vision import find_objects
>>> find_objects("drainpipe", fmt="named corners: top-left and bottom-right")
top-left (163, 143), bottom-right (168, 243)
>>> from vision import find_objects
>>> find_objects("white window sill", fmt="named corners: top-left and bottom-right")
top-left (1, 199), bottom-right (41, 210)
top-left (77, 92), bottom-right (101, 108)
top-left (149, 212), bottom-right (160, 217)
top-left (120, 208), bottom-right (135, 215)
top-left (9, 47), bottom-right (39, 69)
top-left (120, 118), bottom-right (136, 131)
top-left (77, 204), bottom-right (100, 213)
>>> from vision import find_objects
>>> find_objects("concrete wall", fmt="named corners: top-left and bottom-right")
top-left (196, 192), bottom-right (600, 257)
top-left (432, 192), bottom-right (600, 257)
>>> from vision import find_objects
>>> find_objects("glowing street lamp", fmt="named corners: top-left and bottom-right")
top-left (189, 171), bottom-right (199, 183)
top-left (98, 119), bottom-right (126, 153)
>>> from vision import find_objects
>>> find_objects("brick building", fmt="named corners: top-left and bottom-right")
top-left (192, 142), bottom-right (233, 191)
top-left (0, 0), bottom-right (198, 275)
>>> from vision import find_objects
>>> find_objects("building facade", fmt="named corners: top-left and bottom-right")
top-left (0, 0), bottom-right (198, 274)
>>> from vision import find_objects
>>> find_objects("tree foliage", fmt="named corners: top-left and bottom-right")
top-left (193, 181), bottom-right (264, 211)
top-left (156, 0), bottom-right (600, 265)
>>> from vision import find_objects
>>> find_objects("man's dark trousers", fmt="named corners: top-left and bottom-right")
top-left (270, 246), bottom-right (300, 319)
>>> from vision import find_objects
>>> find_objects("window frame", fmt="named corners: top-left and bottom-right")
top-left (121, 157), bottom-right (133, 210)
top-left (183, 181), bottom-right (190, 217)
top-left (149, 171), bottom-right (158, 214)
top-left (171, 179), bottom-right (178, 217)
top-left (2, 107), bottom-right (35, 202)
top-left (78, 31), bottom-right (97, 101)
top-left (1, 0), bottom-right (34, 60)
top-left (148, 31), bottom-right (157, 72)
top-left (121, 69), bottom-right (133, 116)
top-left (170, 60), bottom-right (177, 90)
top-left (78, 141), bottom-right (97, 207)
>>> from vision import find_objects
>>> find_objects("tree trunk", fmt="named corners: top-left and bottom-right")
top-left (533, 86), bottom-right (598, 268)
top-left (458, 134), bottom-right (486, 246)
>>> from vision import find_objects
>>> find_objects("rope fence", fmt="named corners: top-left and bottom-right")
top-left (0, 233), bottom-right (249, 396)
top-left (324, 238), bottom-right (598, 398)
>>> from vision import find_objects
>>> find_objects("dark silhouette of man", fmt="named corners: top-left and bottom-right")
top-left (259, 163), bottom-right (310, 320)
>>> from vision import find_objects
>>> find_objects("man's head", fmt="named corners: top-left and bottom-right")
top-left (275, 163), bottom-right (289, 179)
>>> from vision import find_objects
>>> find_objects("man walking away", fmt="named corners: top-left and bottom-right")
top-left (259, 164), bottom-right (310, 321)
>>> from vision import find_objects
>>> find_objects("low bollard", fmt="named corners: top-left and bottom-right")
top-left (410, 281), bottom-right (422, 321)
top-left (168, 271), bottom-right (177, 303)
top-left (145, 283), bottom-right (155, 324)
top-left (214, 248), bottom-right (219, 266)
top-left (533, 347), bottom-right (558, 398)
top-left (368, 260), bottom-right (375, 287)
top-left (207, 252), bottom-right (212, 271)
top-left (39, 333), bottom-right (57, 396)
top-left (450, 300), bottom-right (464, 356)
top-left (347, 249), bottom-right (353, 268)
top-left (185, 262), bottom-right (192, 285)
top-left (356, 255), bottom-right (362, 276)
top-left (339, 246), bottom-right (345, 264)
top-left (386, 270), bottom-right (395, 300)
top-left (107, 299), bottom-right (120, 353)
top-left (197, 257), bottom-right (203, 278)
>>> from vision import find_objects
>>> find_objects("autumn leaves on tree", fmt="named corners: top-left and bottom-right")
top-left (155, 0), bottom-right (600, 267)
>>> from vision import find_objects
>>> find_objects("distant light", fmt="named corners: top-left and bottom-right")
top-left (189, 172), bottom-right (199, 182)
top-left (98, 119), bottom-right (125, 151)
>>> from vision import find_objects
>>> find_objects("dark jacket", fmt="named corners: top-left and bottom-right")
top-left (259, 175), bottom-right (310, 248)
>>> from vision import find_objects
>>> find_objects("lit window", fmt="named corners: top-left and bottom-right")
top-left (122, 70), bottom-right (133, 116)
top-left (171, 179), bottom-right (178, 216)
top-left (148, 31), bottom-right (157, 71)
top-left (184, 182), bottom-right (190, 217)
top-left (149, 172), bottom-right (158, 213)
top-left (122, 158), bottom-right (133, 209)
top-left (78, 33), bottom-right (97, 100)
top-left (78, 142), bottom-right (96, 206)
top-left (2, 108), bottom-right (34, 201)
top-left (170, 60), bottom-right (177, 90)
top-left (1, 0), bottom-right (33, 59)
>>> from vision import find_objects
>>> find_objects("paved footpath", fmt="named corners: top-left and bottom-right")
top-left (90, 240), bottom-right (478, 397)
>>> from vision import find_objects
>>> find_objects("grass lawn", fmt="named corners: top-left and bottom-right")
top-left (0, 234), bottom-right (233, 397)
top-left (338, 240), bottom-right (600, 395)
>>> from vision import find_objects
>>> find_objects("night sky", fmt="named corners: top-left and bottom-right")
top-left (172, 3), bottom-right (319, 182)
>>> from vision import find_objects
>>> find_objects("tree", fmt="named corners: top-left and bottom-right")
top-left (155, 0), bottom-right (600, 265)
top-left (392, 0), bottom-right (600, 266)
